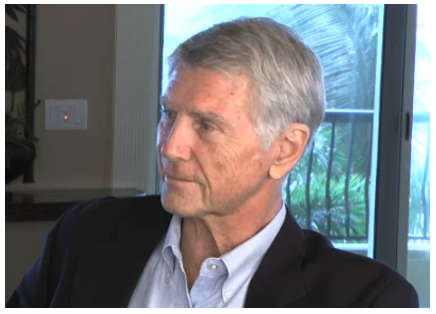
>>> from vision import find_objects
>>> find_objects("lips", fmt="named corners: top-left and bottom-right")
top-left (165, 174), bottom-right (193, 182)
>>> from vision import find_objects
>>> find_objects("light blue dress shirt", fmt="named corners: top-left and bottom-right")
top-left (128, 203), bottom-right (286, 308)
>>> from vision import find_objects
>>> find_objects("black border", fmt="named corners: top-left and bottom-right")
top-left (23, 4), bottom-right (37, 183)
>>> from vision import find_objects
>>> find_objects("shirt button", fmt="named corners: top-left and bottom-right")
top-left (165, 272), bottom-right (171, 282)
top-left (209, 263), bottom-right (218, 271)
top-left (224, 291), bottom-right (232, 299)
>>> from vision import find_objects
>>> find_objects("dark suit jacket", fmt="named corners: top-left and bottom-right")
top-left (7, 195), bottom-right (418, 308)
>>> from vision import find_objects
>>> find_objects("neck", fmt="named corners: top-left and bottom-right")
top-left (180, 189), bottom-right (283, 289)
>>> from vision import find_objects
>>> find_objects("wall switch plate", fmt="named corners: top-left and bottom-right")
top-left (45, 99), bottom-right (88, 130)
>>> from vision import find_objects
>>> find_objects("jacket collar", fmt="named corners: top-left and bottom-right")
top-left (70, 197), bottom-right (306, 308)
top-left (244, 212), bottom-right (306, 307)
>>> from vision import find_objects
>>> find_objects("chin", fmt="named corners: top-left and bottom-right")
top-left (160, 193), bottom-right (205, 218)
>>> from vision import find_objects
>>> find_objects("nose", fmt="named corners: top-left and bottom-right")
top-left (159, 118), bottom-right (192, 162)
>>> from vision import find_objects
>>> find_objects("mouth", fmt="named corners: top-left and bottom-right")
top-left (165, 175), bottom-right (194, 183)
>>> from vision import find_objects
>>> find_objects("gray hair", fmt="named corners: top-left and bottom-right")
top-left (168, 17), bottom-right (326, 150)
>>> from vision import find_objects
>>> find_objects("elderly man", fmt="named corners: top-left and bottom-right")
top-left (7, 18), bottom-right (418, 308)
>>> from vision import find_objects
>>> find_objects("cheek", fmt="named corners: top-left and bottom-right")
top-left (194, 147), bottom-right (228, 185)
top-left (205, 145), bottom-right (245, 181)
top-left (220, 143), bottom-right (242, 165)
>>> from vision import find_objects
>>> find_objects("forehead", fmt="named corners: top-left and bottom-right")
top-left (163, 66), bottom-right (252, 112)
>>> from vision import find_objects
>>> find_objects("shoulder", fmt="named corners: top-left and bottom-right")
top-left (300, 229), bottom-right (418, 307)
top-left (63, 194), bottom-right (164, 219)
top-left (60, 194), bottom-right (165, 224)
top-left (51, 194), bottom-right (169, 247)
top-left (6, 195), bottom-right (170, 307)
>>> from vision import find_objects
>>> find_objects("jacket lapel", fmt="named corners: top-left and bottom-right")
top-left (68, 197), bottom-right (305, 308)
top-left (245, 213), bottom-right (306, 308)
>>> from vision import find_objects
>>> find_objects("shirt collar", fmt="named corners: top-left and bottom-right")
top-left (220, 203), bottom-right (286, 300)
top-left (162, 214), bottom-right (183, 274)
top-left (161, 203), bottom-right (287, 284)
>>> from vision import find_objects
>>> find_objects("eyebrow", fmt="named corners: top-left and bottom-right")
top-left (160, 96), bottom-right (226, 125)
top-left (191, 111), bottom-right (226, 125)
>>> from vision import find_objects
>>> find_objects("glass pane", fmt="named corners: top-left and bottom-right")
top-left (162, 4), bottom-right (385, 257)
top-left (407, 4), bottom-right (430, 308)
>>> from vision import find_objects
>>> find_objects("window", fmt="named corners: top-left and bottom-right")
top-left (406, 3), bottom-right (430, 307)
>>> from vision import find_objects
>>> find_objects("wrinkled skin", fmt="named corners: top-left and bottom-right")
top-left (157, 66), bottom-right (279, 221)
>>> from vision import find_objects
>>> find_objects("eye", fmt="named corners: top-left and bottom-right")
top-left (160, 108), bottom-right (176, 120)
top-left (199, 121), bottom-right (216, 132)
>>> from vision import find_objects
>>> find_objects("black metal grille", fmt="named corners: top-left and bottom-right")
top-left (284, 109), bottom-right (430, 243)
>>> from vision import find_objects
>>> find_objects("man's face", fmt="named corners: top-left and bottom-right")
top-left (157, 66), bottom-right (277, 218)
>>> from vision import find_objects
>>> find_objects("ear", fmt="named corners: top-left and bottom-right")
top-left (268, 123), bottom-right (310, 179)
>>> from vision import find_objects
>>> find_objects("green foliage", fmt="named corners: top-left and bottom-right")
top-left (287, 172), bottom-right (366, 239)
top-left (278, 4), bottom-right (378, 243)
top-left (284, 138), bottom-right (368, 243)
top-left (281, 4), bottom-right (428, 244)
